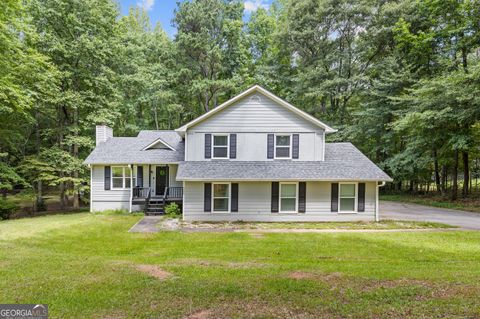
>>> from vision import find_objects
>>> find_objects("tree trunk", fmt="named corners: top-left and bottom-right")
top-left (34, 112), bottom-right (43, 212)
top-left (433, 149), bottom-right (441, 194)
top-left (462, 151), bottom-right (469, 197)
top-left (452, 150), bottom-right (459, 201)
top-left (72, 107), bottom-right (80, 210)
top-left (441, 165), bottom-right (448, 194)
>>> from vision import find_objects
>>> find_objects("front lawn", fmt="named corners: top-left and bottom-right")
top-left (381, 194), bottom-right (480, 213)
top-left (1, 213), bottom-right (480, 318)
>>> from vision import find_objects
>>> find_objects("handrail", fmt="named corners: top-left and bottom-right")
top-left (144, 188), bottom-right (151, 214)
top-left (162, 187), bottom-right (168, 207)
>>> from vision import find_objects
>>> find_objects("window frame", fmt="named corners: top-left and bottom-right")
top-left (111, 166), bottom-right (135, 190)
top-left (279, 182), bottom-right (298, 213)
top-left (212, 134), bottom-right (229, 159)
top-left (338, 182), bottom-right (358, 213)
top-left (274, 134), bottom-right (292, 159)
top-left (211, 182), bottom-right (231, 213)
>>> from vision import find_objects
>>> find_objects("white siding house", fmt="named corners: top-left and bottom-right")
top-left (85, 85), bottom-right (392, 221)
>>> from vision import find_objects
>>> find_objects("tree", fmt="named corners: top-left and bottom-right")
top-left (173, 0), bottom-right (246, 115)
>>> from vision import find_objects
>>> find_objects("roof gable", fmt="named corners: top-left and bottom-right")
top-left (175, 85), bottom-right (337, 135)
top-left (142, 138), bottom-right (176, 151)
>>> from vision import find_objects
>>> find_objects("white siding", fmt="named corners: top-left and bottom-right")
top-left (185, 93), bottom-right (325, 161)
top-left (183, 181), bottom-right (377, 222)
top-left (90, 164), bottom-right (181, 212)
top-left (187, 132), bottom-right (322, 161)
top-left (90, 165), bottom-right (130, 212)
top-left (192, 93), bottom-right (321, 132)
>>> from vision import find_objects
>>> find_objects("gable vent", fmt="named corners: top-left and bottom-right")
top-left (249, 95), bottom-right (261, 103)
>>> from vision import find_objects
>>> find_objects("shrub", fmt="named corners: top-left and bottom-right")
top-left (0, 199), bottom-right (18, 220)
top-left (164, 203), bottom-right (181, 217)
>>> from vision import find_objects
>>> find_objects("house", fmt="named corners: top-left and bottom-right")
top-left (84, 85), bottom-right (392, 222)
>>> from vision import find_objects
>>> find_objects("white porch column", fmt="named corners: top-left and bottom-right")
top-left (129, 164), bottom-right (133, 213)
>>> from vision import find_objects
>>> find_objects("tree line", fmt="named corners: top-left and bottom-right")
top-left (1, 0), bottom-right (479, 213)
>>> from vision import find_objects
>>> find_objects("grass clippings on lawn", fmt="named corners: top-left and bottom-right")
top-left (1, 212), bottom-right (479, 318)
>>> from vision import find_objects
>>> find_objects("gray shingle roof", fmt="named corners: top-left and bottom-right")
top-left (176, 143), bottom-right (392, 181)
top-left (84, 130), bottom-right (184, 164)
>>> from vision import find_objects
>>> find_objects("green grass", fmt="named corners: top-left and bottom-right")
top-left (381, 194), bottom-right (480, 213)
top-left (1, 213), bottom-right (480, 318)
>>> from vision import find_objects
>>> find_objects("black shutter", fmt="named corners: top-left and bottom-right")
top-left (358, 183), bottom-right (365, 212)
top-left (292, 134), bottom-right (299, 159)
top-left (230, 134), bottom-right (237, 159)
top-left (205, 134), bottom-right (211, 159)
top-left (104, 166), bottom-right (111, 190)
top-left (267, 134), bottom-right (274, 159)
top-left (231, 183), bottom-right (238, 212)
top-left (331, 183), bottom-right (339, 212)
top-left (137, 166), bottom-right (143, 187)
top-left (271, 182), bottom-right (279, 212)
top-left (204, 183), bottom-right (212, 212)
top-left (298, 182), bottom-right (306, 213)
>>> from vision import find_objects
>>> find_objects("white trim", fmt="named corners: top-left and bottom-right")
top-left (211, 134), bottom-right (229, 159)
top-left (178, 178), bottom-right (392, 182)
top-left (90, 165), bottom-right (93, 213)
top-left (129, 164), bottom-right (133, 213)
top-left (279, 182), bottom-right (298, 213)
top-left (376, 181), bottom-right (386, 222)
top-left (274, 134), bottom-right (292, 160)
top-left (211, 182), bottom-right (231, 213)
top-left (111, 166), bottom-right (133, 190)
top-left (322, 131), bottom-right (325, 161)
top-left (142, 138), bottom-right (176, 151)
top-left (175, 85), bottom-right (337, 135)
top-left (338, 182), bottom-right (358, 213)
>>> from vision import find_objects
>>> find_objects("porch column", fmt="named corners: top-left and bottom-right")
top-left (129, 164), bottom-right (133, 213)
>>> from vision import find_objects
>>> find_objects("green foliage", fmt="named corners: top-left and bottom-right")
top-left (164, 202), bottom-right (181, 217)
top-left (1, 0), bottom-right (480, 207)
top-left (0, 198), bottom-right (18, 220)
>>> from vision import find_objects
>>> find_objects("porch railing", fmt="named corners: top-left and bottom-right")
top-left (165, 187), bottom-right (183, 199)
top-left (133, 187), bottom-right (150, 199)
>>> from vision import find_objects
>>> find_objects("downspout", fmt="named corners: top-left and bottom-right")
top-left (129, 164), bottom-right (133, 213)
top-left (375, 181), bottom-right (386, 222)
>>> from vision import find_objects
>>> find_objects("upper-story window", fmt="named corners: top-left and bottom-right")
top-left (275, 134), bottom-right (291, 159)
top-left (212, 134), bottom-right (229, 159)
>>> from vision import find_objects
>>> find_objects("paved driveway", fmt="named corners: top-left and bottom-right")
top-left (381, 201), bottom-right (480, 230)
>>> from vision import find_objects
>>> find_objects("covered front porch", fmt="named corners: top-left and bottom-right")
top-left (129, 163), bottom-right (183, 214)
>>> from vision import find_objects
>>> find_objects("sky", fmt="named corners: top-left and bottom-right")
top-left (118, 0), bottom-right (273, 37)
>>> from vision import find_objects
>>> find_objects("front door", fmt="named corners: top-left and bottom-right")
top-left (155, 166), bottom-right (169, 196)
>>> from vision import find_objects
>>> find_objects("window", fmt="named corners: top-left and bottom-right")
top-left (213, 183), bottom-right (230, 212)
top-left (339, 183), bottom-right (356, 212)
top-left (280, 183), bottom-right (297, 212)
top-left (111, 166), bottom-right (134, 189)
top-left (212, 134), bottom-right (229, 159)
top-left (275, 134), bottom-right (291, 159)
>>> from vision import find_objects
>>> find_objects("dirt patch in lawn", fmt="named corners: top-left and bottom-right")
top-left (184, 310), bottom-right (212, 319)
top-left (136, 264), bottom-right (173, 280)
top-left (287, 271), bottom-right (343, 282)
top-left (185, 300), bottom-right (319, 319)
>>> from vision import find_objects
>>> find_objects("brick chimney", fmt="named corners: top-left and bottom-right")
top-left (96, 125), bottom-right (113, 145)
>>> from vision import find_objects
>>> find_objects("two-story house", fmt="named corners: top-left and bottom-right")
top-left (84, 85), bottom-right (392, 222)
